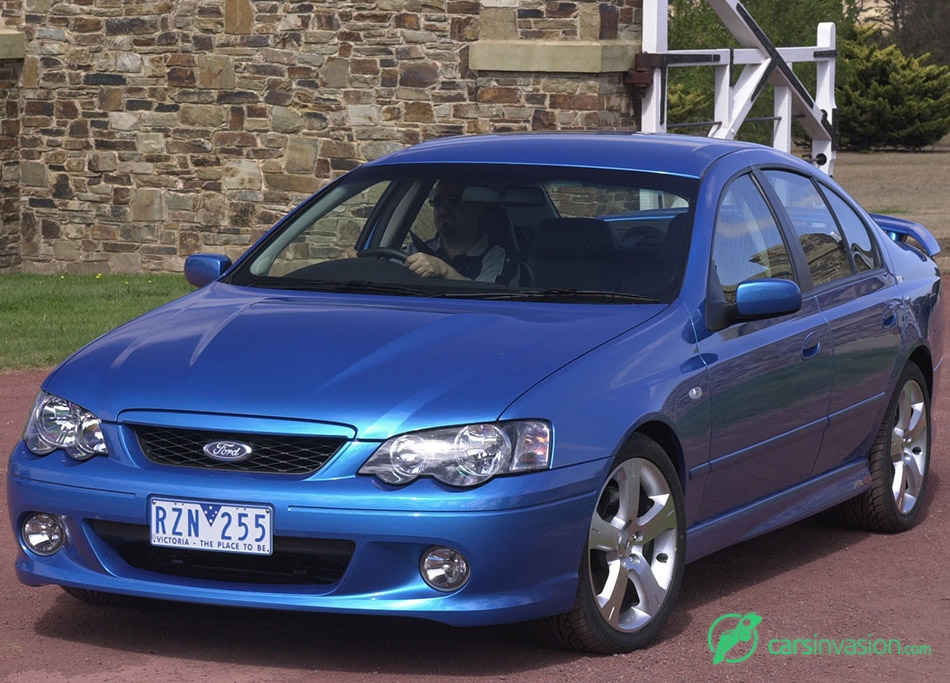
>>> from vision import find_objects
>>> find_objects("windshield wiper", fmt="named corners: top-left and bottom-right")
top-left (248, 280), bottom-right (661, 303)
top-left (445, 289), bottom-right (663, 304)
top-left (249, 279), bottom-right (429, 296)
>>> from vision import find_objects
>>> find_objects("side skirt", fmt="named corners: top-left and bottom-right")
top-left (685, 459), bottom-right (871, 563)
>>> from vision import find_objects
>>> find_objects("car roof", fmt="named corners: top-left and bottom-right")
top-left (365, 132), bottom-right (774, 178)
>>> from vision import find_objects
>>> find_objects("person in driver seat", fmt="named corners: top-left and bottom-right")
top-left (406, 181), bottom-right (519, 286)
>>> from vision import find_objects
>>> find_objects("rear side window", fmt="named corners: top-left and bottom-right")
top-left (820, 187), bottom-right (879, 273)
top-left (712, 174), bottom-right (794, 303)
top-left (762, 170), bottom-right (853, 287)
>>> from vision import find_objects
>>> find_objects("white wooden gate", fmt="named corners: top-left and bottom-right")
top-left (630, 0), bottom-right (837, 174)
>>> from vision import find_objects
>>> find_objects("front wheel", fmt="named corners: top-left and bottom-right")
top-left (61, 586), bottom-right (125, 605)
top-left (533, 435), bottom-right (686, 653)
top-left (838, 363), bottom-right (931, 533)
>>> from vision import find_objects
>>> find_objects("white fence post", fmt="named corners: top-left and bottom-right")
top-left (639, 0), bottom-right (669, 134)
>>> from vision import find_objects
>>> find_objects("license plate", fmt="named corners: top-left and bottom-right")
top-left (150, 497), bottom-right (273, 556)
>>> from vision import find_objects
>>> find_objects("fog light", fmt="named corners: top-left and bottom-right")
top-left (421, 546), bottom-right (470, 591)
top-left (22, 513), bottom-right (66, 556)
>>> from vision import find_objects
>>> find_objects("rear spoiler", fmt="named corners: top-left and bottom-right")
top-left (871, 214), bottom-right (941, 258)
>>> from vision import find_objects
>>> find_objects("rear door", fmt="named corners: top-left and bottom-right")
top-left (759, 170), bottom-right (902, 475)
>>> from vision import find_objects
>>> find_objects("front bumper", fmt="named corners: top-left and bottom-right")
top-left (7, 441), bottom-right (604, 626)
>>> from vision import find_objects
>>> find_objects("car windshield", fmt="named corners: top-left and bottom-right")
top-left (227, 164), bottom-right (698, 303)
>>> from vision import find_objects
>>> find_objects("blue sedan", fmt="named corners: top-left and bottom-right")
top-left (8, 133), bottom-right (943, 654)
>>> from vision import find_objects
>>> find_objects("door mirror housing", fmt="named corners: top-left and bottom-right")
top-left (706, 278), bottom-right (802, 331)
top-left (185, 254), bottom-right (233, 288)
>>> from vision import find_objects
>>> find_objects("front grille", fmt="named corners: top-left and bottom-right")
top-left (134, 426), bottom-right (346, 475)
top-left (90, 521), bottom-right (354, 585)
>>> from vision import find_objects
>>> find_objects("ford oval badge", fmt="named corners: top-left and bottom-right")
top-left (203, 440), bottom-right (254, 463)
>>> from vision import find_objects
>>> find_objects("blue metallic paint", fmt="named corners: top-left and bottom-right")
top-left (8, 448), bottom-right (600, 624)
top-left (734, 278), bottom-right (802, 317)
top-left (40, 284), bottom-right (665, 441)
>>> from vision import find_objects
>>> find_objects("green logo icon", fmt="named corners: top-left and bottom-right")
top-left (708, 612), bottom-right (763, 664)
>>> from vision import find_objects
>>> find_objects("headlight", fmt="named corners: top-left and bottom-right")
top-left (359, 420), bottom-right (551, 487)
top-left (23, 391), bottom-right (108, 461)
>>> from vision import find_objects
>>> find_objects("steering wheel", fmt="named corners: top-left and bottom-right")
top-left (357, 248), bottom-right (408, 263)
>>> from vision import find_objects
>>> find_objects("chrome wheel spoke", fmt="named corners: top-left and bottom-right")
top-left (890, 379), bottom-right (928, 513)
top-left (596, 560), bottom-right (628, 629)
top-left (903, 450), bottom-right (925, 495)
top-left (636, 493), bottom-right (676, 545)
top-left (903, 399), bottom-right (927, 445)
top-left (891, 459), bottom-right (907, 508)
top-left (589, 514), bottom-right (622, 553)
top-left (615, 458), bottom-right (642, 520)
top-left (890, 424), bottom-right (904, 458)
top-left (894, 448), bottom-right (925, 513)
top-left (625, 552), bottom-right (665, 619)
top-left (588, 454), bottom-right (681, 634)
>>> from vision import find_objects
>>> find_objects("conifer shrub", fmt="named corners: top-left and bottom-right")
top-left (837, 27), bottom-right (950, 149)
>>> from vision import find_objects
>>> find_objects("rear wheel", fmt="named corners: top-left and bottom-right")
top-left (533, 435), bottom-right (685, 653)
top-left (838, 363), bottom-right (931, 533)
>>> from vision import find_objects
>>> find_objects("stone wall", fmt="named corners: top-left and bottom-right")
top-left (1, 24), bottom-right (25, 270)
top-left (1, 56), bottom-right (20, 270)
top-left (1, 0), bottom-right (642, 274)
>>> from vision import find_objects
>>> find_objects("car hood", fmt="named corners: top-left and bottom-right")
top-left (44, 284), bottom-right (663, 439)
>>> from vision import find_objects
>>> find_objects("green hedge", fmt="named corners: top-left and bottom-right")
top-left (837, 27), bottom-right (950, 150)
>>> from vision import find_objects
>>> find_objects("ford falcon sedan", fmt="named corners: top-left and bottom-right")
top-left (8, 133), bottom-right (943, 654)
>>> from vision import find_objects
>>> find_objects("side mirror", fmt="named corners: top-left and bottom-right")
top-left (734, 278), bottom-right (802, 318)
top-left (706, 278), bottom-right (802, 331)
top-left (184, 254), bottom-right (233, 288)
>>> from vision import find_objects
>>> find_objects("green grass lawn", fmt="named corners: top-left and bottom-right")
top-left (0, 273), bottom-right (194, 370)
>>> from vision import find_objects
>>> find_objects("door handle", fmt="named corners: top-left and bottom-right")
top-left (801, 331), bottom-right (822, 359)
top-left (882, 303), bottom-right (899, 329)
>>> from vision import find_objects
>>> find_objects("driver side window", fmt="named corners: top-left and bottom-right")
top-left (266, 181), bottom-right (391, 277)
top-left (404, 190), bottom-right (438, 247)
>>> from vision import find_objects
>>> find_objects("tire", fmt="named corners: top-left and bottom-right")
top-left (532, 435), bottom-right (686, 654)
top-left (61, 586), bottom-right (124, 606)
top-left (838, 363), bottom-right (931, 533)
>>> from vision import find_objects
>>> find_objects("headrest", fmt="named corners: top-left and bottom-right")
top-left (530, 218), bottom-right (617, 260)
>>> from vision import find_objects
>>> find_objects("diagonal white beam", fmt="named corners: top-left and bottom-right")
top-left (635, 0), bottom-right (837, 174)
top-left (705, 0), bottom-right (836, 171)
